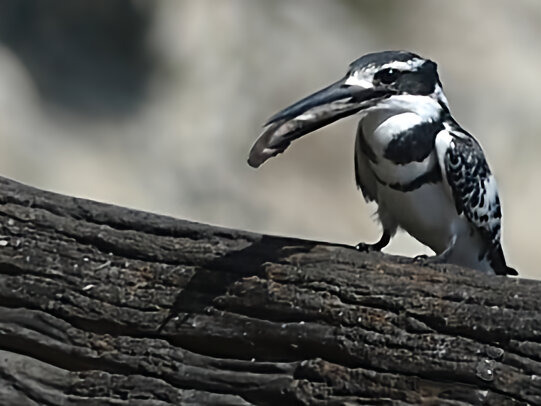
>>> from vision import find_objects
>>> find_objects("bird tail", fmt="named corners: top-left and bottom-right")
top-left (489, 245), bottom-right (517, 276)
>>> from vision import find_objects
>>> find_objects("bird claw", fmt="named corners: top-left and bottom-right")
top-left (413, 254), bottom-right (445, 265)
top-left (355, 242), bottom-right (380, 252)
top-left (413, 254), bottom-right (429, 262)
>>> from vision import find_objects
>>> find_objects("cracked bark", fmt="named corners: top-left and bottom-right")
top-left (0, 176), bottom-right (539, 405)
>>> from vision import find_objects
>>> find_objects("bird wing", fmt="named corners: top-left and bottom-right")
top-left (354, 123), bottom-right (378, 202)
top-left (435, 128), bottom-right (516, 275)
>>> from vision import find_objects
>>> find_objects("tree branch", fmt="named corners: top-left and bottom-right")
top-left (0, 176), bottom-right (539, 405)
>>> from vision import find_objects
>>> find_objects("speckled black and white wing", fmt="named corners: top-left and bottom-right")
top-left (435, 128), bottom-right (516, 275)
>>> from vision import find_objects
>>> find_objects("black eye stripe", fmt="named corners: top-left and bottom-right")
top-left (375, 68), bottom-right (401, 84)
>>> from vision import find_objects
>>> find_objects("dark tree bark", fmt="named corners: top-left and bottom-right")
top-left (0, 176), bottom-right (539, 405)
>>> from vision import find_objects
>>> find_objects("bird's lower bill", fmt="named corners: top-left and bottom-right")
top-left (248, 81), bottom-right (388, 168)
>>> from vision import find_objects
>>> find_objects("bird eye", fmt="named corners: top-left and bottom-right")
top-left (375, 68), bottom-right (401, 84)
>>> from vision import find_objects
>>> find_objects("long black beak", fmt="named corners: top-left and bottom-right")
top-left (248, 77), bottom-right (390, 168)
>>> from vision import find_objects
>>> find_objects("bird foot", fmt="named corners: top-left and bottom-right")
top-left (413, 254), bottom-right (446, 265)
top-left (355, 242), bottom-right (382, 252)
top-left (355, 233), bottom-right (391, 253)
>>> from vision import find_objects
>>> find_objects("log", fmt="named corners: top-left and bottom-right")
top-left (0, 176), bottom-right (539, 405)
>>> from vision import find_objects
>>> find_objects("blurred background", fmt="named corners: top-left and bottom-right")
top-left (0, 0), bottom-right (539, 278)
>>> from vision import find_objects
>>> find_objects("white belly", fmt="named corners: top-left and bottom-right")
top-left (377, 182), bottom-right (467, 254)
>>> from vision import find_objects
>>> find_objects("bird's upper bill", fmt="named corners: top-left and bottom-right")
top-left (248, 50), bottom-right (440, 168)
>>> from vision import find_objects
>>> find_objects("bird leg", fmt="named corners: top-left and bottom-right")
top-left (355, 231), bottom-right (391, 252)
top-left (414, 235), bottom-right (457, 264)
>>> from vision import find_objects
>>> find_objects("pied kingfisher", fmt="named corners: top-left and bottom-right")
top-left (248, 50), bottom-right (516, 276)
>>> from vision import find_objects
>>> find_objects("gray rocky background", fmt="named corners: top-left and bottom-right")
top-left (0, 0), bottom-right (538, 278)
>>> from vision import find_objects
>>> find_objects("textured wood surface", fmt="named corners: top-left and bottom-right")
top-left (0, 176), bottom-right (539, 405)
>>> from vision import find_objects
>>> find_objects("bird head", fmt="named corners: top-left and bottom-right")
top-left (248, 50), bottom-right (447, 168)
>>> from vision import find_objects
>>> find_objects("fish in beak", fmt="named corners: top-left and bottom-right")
top-left (247, 76), bottom-right (393, 168)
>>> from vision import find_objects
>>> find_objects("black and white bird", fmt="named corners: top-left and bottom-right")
top-left (248, 50), bottom-right (516, 276)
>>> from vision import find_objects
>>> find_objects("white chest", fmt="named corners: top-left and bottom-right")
top-left (361, 112), bottom-right (438, 186)
top-left (362, 112), bottom-right (423, 155)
